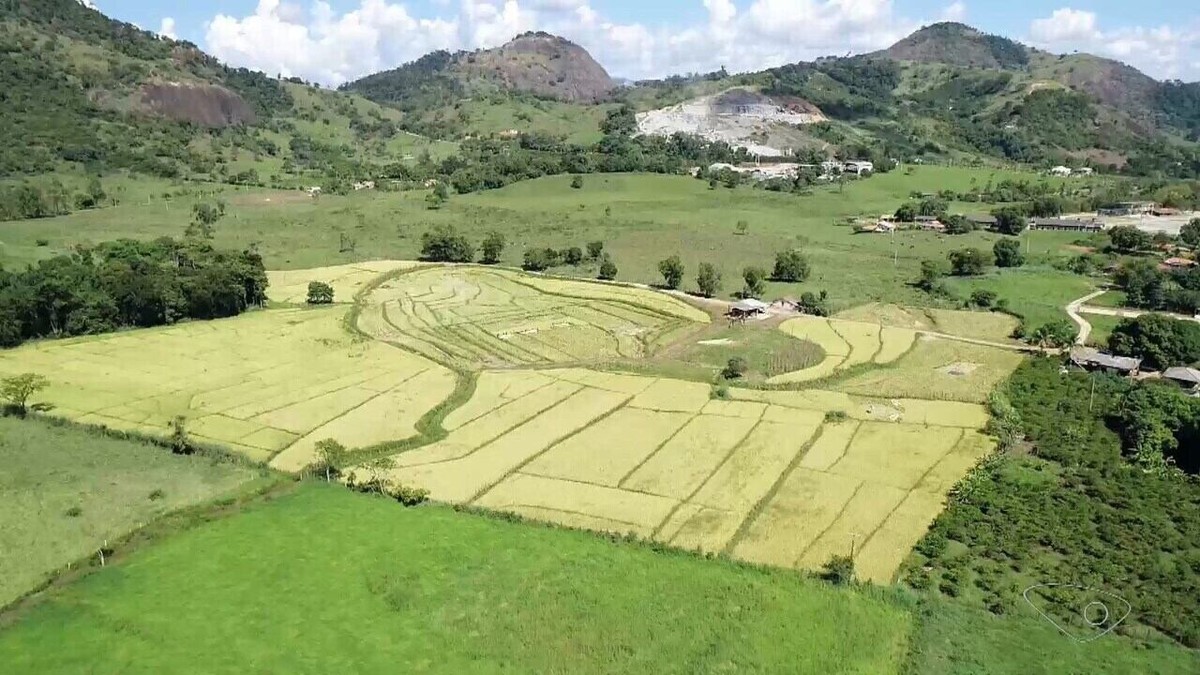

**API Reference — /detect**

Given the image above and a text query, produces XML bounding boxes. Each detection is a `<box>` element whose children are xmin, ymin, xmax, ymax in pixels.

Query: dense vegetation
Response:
<box><xmin>904</xmin><ymin>359</ymin><xmax>1200</xmax><ymax>647</ymax></box>
<box><xmin>0</xmin><ymin>237</ymin><xmax>268</xmax><ymax>347</ymax></box>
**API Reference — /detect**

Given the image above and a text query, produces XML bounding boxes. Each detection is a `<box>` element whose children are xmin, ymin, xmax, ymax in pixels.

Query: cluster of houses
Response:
<box><xmin>702</xmin><ymin>159</ymin><xmax>875</xmax><ymax>183</ymax></box>
<box><xmin>1070</xmin><ymin>349</ymin><xmax>1200</xmax><ymax>393</ymax></box>
<box><xmin>856</xmin><ymin>212</ymin><xmax>1107</xmax><ymax>235</ymax></box>
<box><xmin>1048</xmin><ymin>166</ymin><xmax>1095</xmax><ymax>177</ymax></box>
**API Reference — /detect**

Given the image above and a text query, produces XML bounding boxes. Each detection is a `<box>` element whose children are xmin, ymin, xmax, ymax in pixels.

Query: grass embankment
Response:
<box><xmin>2</xmin><ymin>483</ymin><xmax>1194</xmax><ymax>674</ymax></box>
<box><xmin>0</xmin><ymin>416</ymin><xmax>269</xmax><ymax>607</ymax></box>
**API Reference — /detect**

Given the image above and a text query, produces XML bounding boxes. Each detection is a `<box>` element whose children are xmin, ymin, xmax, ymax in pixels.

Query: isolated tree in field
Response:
<box><xmin>186</xmin><ymin>202</ymin><xmax>221</xmax><ymax>239</ymax></box>
<box><xmin>696</xmin><ymin>262</ymin><xmax>722</xmax><ymax>298</ymax></box>
<box><xmin>722</xmin><ymin>357</ymin><xmax>748</xmax><ymax>380</ymax></box>
<box><xmin>742</xmin><ymin>266</ymin><xmax>767</xmax><ymax>298</ymax></box>
<box><xmin>917</xmin><ymin>259</ymin><xmax>946</xmax><ymax>291</ymax></box>
<box><xmin>586</xmin><ymin>241</ymin><xmax>604</xmax><ymax>261</ymax></box>
<box><xmin>570</xmin><ymin>175</ymin><xmax>584</xmax><ymax>189</ymax></box>
<box><xmin>991</xmin><ymin>207</ymin><xmax>1027</xmax><ymax>235</ymax></box>
<box><xmin>949</xmin><ymin>248</ymin><xmax>987</xmax><ymax>276</ymax></box>
<box><xmin>480</xmin><ymin>231</ymin><xmax>505</xmax><ymax>264</ymax></box>
<box><xmin>1181</xmin><ymin>218</ymin><xmax>1200</xmax><ymax>248</ymax></box>
<box><xmin>562</xmin><ymin>246</ymin><xmax>584</xmax><ymax>266</ymax></box>
<box><xmin>798</xmin><ymin>290</ymin><xmax>830</xmax><ymax>316</ymax></box>
<box><xmin>425</xmin><ymin>182</ymin><xmax>449</xmax><ymax>210</ymax></box>
<box><xmin>312</xmin><ymin>438</ymin><xmax>347</xmax><ymax>482</ymax></box>
<box><xmin>658</xmin><ymin>255</ymin><xmax>684</xmax><ymax>289</ymax></box>
<box><xmin>735</xmin><ymin>220</ymin><xmax>749</xmax><ymax>236</ymax></box>
<box><xmin>420</xmin><ymin>224</ymin><xmax>474</xmax><ymax>262</ymax></box>
<box><xmin>1</xmin><ymin>373</ymin><xmax>48</xmax><ymax>416</ymax></box>
<box><xmin>993</xmin><ymin>239</ymin><xmax>1025</xmax><ymax>268</ymax></box>
<box><xmin>894</xmin><ymin>203</ymin><xmax>917</xmax><ymax>223</ymax></box>
<box><xmin>366</xmin><ymin>456</ymin><xmax>397</xmax><ymax>494</ymax></box>
<box><xmin>598</xmin><ymin>256</ymin><xmax>618</xmax><ymax>281</ymax></box>
<box><xmin>1030</xmin><ymin>320</ymin><xmax>1076</xmax><ymax>349</ymax></box>
<box><xmin>772</xmin><ymin>250</ymin><xmax>810</xmax><ymax>282</ymax></box>
<box><xmin>306</xmin><ymin>281</ymin><xmax>334</xmax><ymax>305</ymax></box>
<box><xmin>1108</xmin><ymin>225</ymin><xmax>1151</xmax><ymax>253</ymax></box>
<box><xmin>943</xmin><ymin>214</ymin><xmax>973</xmax><ymax>235</ymax></box>
<box><xmin>821</xmin><ymin>554</ymin><xmax>855</xmax><ymax>586</ymax></box>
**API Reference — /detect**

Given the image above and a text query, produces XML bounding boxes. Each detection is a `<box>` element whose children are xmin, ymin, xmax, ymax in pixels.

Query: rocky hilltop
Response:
<box><xmin>459</xmin><ymin>32</ymin><xmax>616</xmax><ymax>103</ymax></box>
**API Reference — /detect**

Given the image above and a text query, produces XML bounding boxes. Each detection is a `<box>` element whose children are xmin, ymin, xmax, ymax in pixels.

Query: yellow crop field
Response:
<box><xmin>0</xmin><ymin>307</ymin><xmax>447</xmax><ymax>464</ymax></box>
<box><xmin>358</xmin><ymin>266</ymin><xmax>709</xmax><ymax>369</ymax></box>
<box><xmin>8</xmin><ymin>259</ymin><xmax>1012</xmax><ymax>587</ymax></box>
<box><xmin>835</xmin><ymin>303</ymin><xmax>1019</xmax><ymax>344</ymax></box>
<box><xmin>834</xmin><ymin>336</ymin><xmax>1026</xmax><ymax>403</ymax></box>
<box><xmin>267</xmin><ymin>261</ymin><xmax>418</xmax><ymax>304</ymax></box>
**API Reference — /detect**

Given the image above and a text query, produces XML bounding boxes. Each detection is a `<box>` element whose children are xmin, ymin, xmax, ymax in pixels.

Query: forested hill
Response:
<box><xmin>0</xmin><ymin>0</ymin><xmax>453</xmax><ymax>189</ymax></box>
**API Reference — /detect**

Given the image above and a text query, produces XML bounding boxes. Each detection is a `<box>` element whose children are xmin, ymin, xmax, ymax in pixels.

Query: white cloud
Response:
<box><xmin>1028</xmin><ymin>8</ymin><xmax>1200</xmax><ymax>80</ymax></box>
<box><xmin>77</xmin><ymin>0</ymin><xmax>98</xmax><ymax>9</ymax></box>
<box><xmin>158</xmin><ymin>17</ymin><xmax>177</xmax><ymax>40</ymax></box>
<box><xmin>940</xmin><ymin>2</ymin><xmax>966</xmax><ymax>23</ymax></box>
<box><xmin>203</xmin><ymin>0</ymin><xmax>928</xmax><ymax>86</ymax></box>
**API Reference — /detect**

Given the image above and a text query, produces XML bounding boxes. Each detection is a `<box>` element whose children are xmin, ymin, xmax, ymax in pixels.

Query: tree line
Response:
<box><xmin>0</xmin><ymin>237</ymin><xmax>268</xmax><ymax>348</ymax></box>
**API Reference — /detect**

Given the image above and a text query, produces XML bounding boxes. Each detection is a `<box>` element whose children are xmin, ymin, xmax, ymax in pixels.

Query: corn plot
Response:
<box><xmin>377</xmin><ymin>368</ymin><xmax>993</xmax><ymax>583</ymax></box>
<box><xmin>358</xmin><ymin>267</ymin><xmax>709</xmax><ymax>369</ymax></box>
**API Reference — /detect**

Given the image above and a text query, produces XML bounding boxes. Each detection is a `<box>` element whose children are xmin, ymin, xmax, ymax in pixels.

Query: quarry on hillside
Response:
<box><xmin>636</xmin><ymin>88</ymin><xmax>826</xmax><ymax>156</ymax></box>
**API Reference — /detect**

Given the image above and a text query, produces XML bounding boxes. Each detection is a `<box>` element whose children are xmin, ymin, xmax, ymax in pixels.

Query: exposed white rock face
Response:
<box><xmin>636</xmin><ymin>88</ymin><xmax>826</xmax><ymax>156</ymax></box>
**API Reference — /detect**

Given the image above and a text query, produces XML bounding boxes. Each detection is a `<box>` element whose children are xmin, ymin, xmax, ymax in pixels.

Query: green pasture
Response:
<box><xmin>2</xmin><ymin>482</ymin><xmax>1194</xmax><ymax>674</ymax></box>
<box><xmin>0</xmin><ymin>417</ymin><xmax>266</xmax><ymax>608</ymax></box>
<box><xmin>0</xmin><ymin>166</ymin><xmax>1094</xmax><ymax>325</ymax></box>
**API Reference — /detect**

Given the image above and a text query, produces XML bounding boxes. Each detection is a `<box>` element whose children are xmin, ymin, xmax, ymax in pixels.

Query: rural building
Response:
<box><xmin>1152</xmin><ymin>206</ymin><xmax>1182</xmax><ymax>217</ymax></box>
<box><xmin>1030</xmin><ymin>218</ymin><xmax>1104</xmax><ymax>232</ymax></box>
<box><xmin>1070</xmin><ymin>349</ymin><xmax>1142</xmax><ymax>377</ymax></box>
<box><xmin>842</xmin><ymin>160</ymin><xmax>874</xmax><ymax>175</ymax></box>
<box><xmin>729</xmin><ymin>299</ymin><xmax>769</xmax><ymax>320</ymax></box>
<box><xmin>915</xmin><ymin>216</ymin><xmax>945</xmax><ymax>231</ymax></box>
<box><xmin>1098</xmin><ymin>202</ymin><xmax>1156</xmax><ymax>217</ymax></box>
<box><xmin>1076</xmin><ymin>167</ymin><xmax>1095</xmax><ymax>176</ymax></box>
<box><xmin>1049</xmin><ymin>166</ymin><xmax>1072</xmax><ymax>177</ymax></box>
<box><xmin>967</xmin><ymin>214</ymin><xmax>997</xmax><ymax>229</ymax></box>
<box><xmin>1163</xmin><ymin>367</ymin><xmax>1200</xmax><ymax>392</ymax></box>
<box><xmin>1161</xmin><ymin>257</ymin><xmax>1197</xmax><ymax>270</ymax></box>
<box><xmin>306</xmin><ymin>186</ymin><xmax>322</xmax><ymax>198</ymax></box>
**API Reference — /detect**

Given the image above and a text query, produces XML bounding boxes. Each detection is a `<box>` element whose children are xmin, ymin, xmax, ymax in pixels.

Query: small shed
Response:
<box><xmin>1163</xmin><ymin>367</ymin><xmax>1200</xmax><ymax>390</ymax></box>
<box><xmin>1070</xmin><ymin>349</ymin><xmax>1142</xmax><ymax>376</ymax></box>
<box><xmin>729</xmin><ymin>299</ymin><xmax>769</xmax><ymax>320</ymax></box>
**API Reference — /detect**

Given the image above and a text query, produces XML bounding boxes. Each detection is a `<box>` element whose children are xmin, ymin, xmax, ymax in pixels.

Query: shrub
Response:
<box><xmin>570</xmin><ymin>175</ymin><xmax>584</xmax><ymax>189</ymax></box>
<box><xmin>306</xmin><ymin>281</ymin><xmax>334</xmax><ymax>305</ymax></box>
<box><xmin>586</xmin><ymin>241</ymin><xmax>604</xmax><ymax>260</ymax></box>
<box><xmin>35</xmin><ymin>238</ymin><xmax>49</xmax><ymax>247</ymax></box>
<box><xmin>65</xmin><ymin>506</ymin><xmax>83</xmax><ymax>518</ymax></box>
<box><xmin>480</xmin><ymin>231</ymin><xmax>505</xmax><ymax>264</ymax></box>
<box><xmin>771</xmin><ymin>250</ymin><xmax>810</xmax><ymax>282</ymax></box>
<box><xmin>993</xmin><ymin>239</ymin><xmax>1025</xmax><ymax>268</ymax></box>
<box><xmin>721</xmin><ymin>357</ymin><xmax>749</xmax><ymax>380</ymax></box>
<box><xmin>696</xmin><ymin>263</ymin><xmax>722</xmax><ymax>298</ymax></box>
<box><xmin>168</xmin><ymin>416</ymin><xmax>193</xmax><ymax>455</ymax></box>
<box><xmin>949</xmin><ymin>248</ymin><xmax>987</xmax><ymax>276</ymax></box>
<box><xmin>741</xmin><ymin>266</ymin><xmax>767</xmax><ymax>298</ymax></box>
<box><xmin>148</xmin><ymin>489</ymin><xmax>166</xmax><ymax>501</ymax></box>
<box><xmin>420</xmin><ymin>224</ymin><xmax>474</xmax><ymax>262</ymax></box>
<box><xmin>658</xmin><ymin>255</ymin><xmax>684</xmax><ymax>289</ymax></box>
<box><xmin>598</xmin><ymin>256</ymin><xmax>618</xmax><ymax>281</ymax></box>
<box><xmin>894</xmin><ymin>203</ymin><xmax>917</xmax><ymax>222</ymax></box>
<box><xmin>1029</xmin><ymin>320</ymin><xmax>1077</xmax><ymax>349</ymax></box>
<box><xmin>798</xmin><ymin>290</ymin><xmax>830</xmax><ymax>316</ymax></box>
<box><xmin>1</xmin><ymin>372</ymin><xmax>49</xmax><ymax>417</ymax></box>
<box><xmin>970</xmin><ymin>289</ymin><xmax>998</xmax><ymax>308</ymax></box>
<box><xmin>821</xmin><ymin>554</ymin><xmax>855</xmax><ymax>585</ymax></box>
<box><xmin>824</xmin><ymin>410</ymin><xmax>849</xmax><ymax>423</ymax></box>
<box><xmin>562</xmin><ymin>246</ymin><xmax>584</xmax><ymax>266</ymax></box>
<box><xmin>522</xmin><ymin>248</ymin><xmax>561</xmax><ymax>272</ymax></box>
<box><xmin>386</xmin><ymin>482</ymin><xmax>430</xmax><ymax>506</ymax></box>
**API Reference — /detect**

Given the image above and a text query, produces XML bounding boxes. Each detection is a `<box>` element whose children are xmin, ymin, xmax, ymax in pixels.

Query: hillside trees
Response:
<box><xmin>597</xmin><ymin>256</ymin><xmax>618</xmax><ymax>281</ymax></box>
<box><xmin>657</xmin><ymin>256</ymin><xmax>684</xmax><ymax>289</ymax></box>
<box><xmin>949</xmin><ymin>248</ymin><xmax>987</xmax><ymax>276</ymax></box>
<box><xmin>420</xmin><ymin>224</ymin><xmax>474</xmax><ymax>262</ymax></box>
<box><xmin>0</xmin><ymin>238</ymin><xmax>267</xmax><ymax>348</ymax></box>
<box><xmin>480</xmin><ymin>231</ymin><xmax>505</xmax><ymax>264</ymax></box>
<box><xmin>992</xmin><ymin>239</ymin><xmax>1024</xmax><ymax>267</ymax></box>
<box><xmin>771</xmin><ymin>250</ymin><xmax>810</xmax><ymax>282</ymax></box>
<box><xmin>1181</xmin><ymin>218</ymin><xmax>1200</xmax><ymax>247</ymax></box>
<box><xmin>696</xmin><ymin>263</ymin><xmax>722</xmax><ymax>298</ymax></box>
<box><xmin>1108</xmin><ymin>225</ymin><xmax>1151</xmax><ymax>253</ymax></box>
<box><xmin>991</xmin><ymin>206</ymin><xmax>1027</xmax><ymax>235</ymax></box>
<box><xmin>1108</xmin><ymin>314</ymin><xmax>1200</xmax><ymax>370</ymax></box>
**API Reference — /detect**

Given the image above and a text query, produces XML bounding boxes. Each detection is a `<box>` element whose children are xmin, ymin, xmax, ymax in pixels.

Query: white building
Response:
<box><xmin>1049</xmin><ymin>166</ymin><xmax>1073</xmax><ymax>177</ymax></box>
<box><xmin>843</xmin><ymin>160</ymin><xmax>874</xmax><ymax>175</ymax></box>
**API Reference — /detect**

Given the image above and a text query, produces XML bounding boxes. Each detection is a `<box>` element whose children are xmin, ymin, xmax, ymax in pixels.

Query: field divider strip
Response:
<box><xmin>615</xmin><ymin>392</ymin><xmax>691</xmax><ymax>488</ymax></box>
<box><xmin>477</xmin><ymin>503</ymin><xmax>646</xmax><ymax>532</ymax></box>
<box><xmin>823</xmin><ymin>422</ymin><xmax>867</xmax><ymax>475</ymax></box>
<box><xmin>653</xmin><ymin>409</ymin><xmax>769</xmax><ymax>542</ymax></box>
<box><xmin>517</xmin><ymin>470</ymin><xmax>685</xmax><ymax>500</ymax></box>
<box><xmin>445</xmin><ymin>379</ymin><xmax>559</xmax><ymax>432</ymax></box>
<box><xmin>721</xmin><ymin>424</ymin><xmax>828</xmax><ymax>557</ymax></box>
<box><xmin>791</xmin><ymin>480</ymin><xmax>867</xmax><ymax>567</ymax></box>
<box><xmin>466</xmin><ymin>395</ymin><xmax>637</xmax><ymax>505</ymax></box>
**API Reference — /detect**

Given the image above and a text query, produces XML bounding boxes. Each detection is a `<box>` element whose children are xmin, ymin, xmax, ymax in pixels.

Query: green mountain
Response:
<box><xmin>0</xmin><ymin>0</ymin><xmax>454</xmax><ymax>188</ymax></box>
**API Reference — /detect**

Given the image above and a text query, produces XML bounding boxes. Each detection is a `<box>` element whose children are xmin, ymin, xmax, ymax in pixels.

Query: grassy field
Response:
<box><xmin>1</xmin><ymin>483</ymin><xmax>1194</xmax><ymax>674</ymax></box>
<box><xmin>0</xmin><ymin>417</ymin><xmax>264</xmax><ymax>608</ymax></box>
<box><xmin>833</xmin><ymin>336</ymin><xmax>1027</xmax><ymax>403</ymax></box>
<box><xmin>768</xmin><ymin>316</ymin><xmax>918</xmax><ymax>384</ymax></box>
<box><xmin>0</xmin><ymin>484</ymin><xmax>913</xmax><ymax>674</ymax></box>
<box><xmin>0</xmin><ymin>167</ymin><xmax>1094</xmax><ymax>326</ymax></box>
<box><xmin>1084</xmin><ymin>313</ymin><xmax>1123</xmax><ymax>346</ymax></box>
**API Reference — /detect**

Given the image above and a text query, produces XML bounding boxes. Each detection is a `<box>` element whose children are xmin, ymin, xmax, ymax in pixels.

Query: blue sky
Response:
<box><xmin>83</xmin><ymin>0</ymin><xmax>1200</xmax><ymax>84</ymax></box>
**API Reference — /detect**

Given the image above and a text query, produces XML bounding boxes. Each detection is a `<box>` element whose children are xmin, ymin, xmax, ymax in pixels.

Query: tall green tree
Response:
<box><xmin>696</xmin><ymin>263</ymin><xmax>722</xmax><ymax>298</ymax></box>
<box><xmin>771</xmin><ymin>250</ymin><xmax>810</xmax><ymax>282</ymax></box>
<box><xmin>742</xmin><ymin>266</ymin><xmax>767</xmax><ymax>298</ymax></box>
<box><xmin>993</xmin><ymin>239</ymin><xmax>1025</xmax><ymax>268</ymax></box>
<box><xmin>480</xmin><ymin>231</ymin><xmax>505</xmax><ymax>264</ymax></box>
<box><xmin>657</xmin><ymin>255</ymin><xmax>684</xmax><ymax>289</ymax></box>
<box><xmin>949</xmin><ymin>248</ymin><xmax>987</xmax><ymax>276</ymax></box>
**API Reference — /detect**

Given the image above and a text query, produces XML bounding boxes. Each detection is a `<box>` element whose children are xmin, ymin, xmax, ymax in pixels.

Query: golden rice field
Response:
<box><xmin>375</xmin><ymin>367</ymin><xmax>994</xmax><ymax>583</ymax></box>
<box><xmin>3</xmin><ymin>263</ymin><xmax>1018</xmax><ymax>583</ymax></box>
<box><xmin>0</xmin><ymin>307</ymin><xmax>455</xmax><ymax>467</ymax></box>
<box><xmin>767</xmin><ymin>316</ymin><xmax>918</xmax><ymax>384</ymax></box>
<box><xmin>357</xmin><ymin>266</ymin><xmax>710</xmax><ymax>369</ymax></box>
